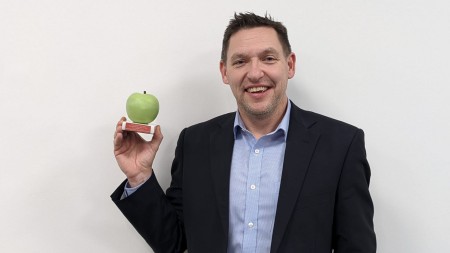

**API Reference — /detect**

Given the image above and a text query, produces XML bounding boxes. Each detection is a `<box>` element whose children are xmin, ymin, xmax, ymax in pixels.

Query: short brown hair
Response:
<box><xmin>221</xmin><ymin>12</ymin><xmax>292</xmax><ymax>63</ymax></box>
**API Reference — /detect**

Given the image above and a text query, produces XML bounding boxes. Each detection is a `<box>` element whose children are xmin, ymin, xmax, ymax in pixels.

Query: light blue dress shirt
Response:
<box><xmin>228</xmin><ymin>101</ymin><xmax>291</xmax><ymax>253</ymax></box>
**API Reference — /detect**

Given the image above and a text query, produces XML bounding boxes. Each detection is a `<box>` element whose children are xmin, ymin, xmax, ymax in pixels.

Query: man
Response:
<box><xmin>112</xmin><ymin>13</ymin><xmax>376</xmax><ymax>253</ymax></box>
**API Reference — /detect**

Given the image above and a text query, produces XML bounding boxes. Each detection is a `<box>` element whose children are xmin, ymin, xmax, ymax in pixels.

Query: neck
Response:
<box><xmin>239</xmin><ymin>99</ymin><xmax>288</xmax><ymax>140</ymax></box>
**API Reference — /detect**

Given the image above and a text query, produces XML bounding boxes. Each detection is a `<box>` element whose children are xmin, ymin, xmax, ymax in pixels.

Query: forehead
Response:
<box><xmin>227</xmin><ymin>27</ymin><xmax>283</xmax><ymax>57</ymax></box>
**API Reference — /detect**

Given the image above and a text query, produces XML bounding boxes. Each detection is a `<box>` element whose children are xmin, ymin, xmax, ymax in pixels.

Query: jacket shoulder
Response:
<box><xmin>292</xmin><ymin>104</ymin><xmax>363</xmax><ymax>137</ymax></box>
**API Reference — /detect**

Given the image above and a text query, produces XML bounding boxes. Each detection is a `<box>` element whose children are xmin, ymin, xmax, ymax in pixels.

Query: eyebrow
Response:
<box><xmin>229</xmin><ymin>47</ymin><xmax>281</xmax><ymax>62</ymax></box>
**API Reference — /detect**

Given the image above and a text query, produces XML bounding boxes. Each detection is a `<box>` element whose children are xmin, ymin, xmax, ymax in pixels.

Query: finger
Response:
<box><xmin>114</xmin><ymin>117</ymin><xmax>127</xmax><ymax>148</ymax></box>
<box><xmin>116</xmin><ymin>117</ymin><xmax>127</xmax><ymax>130</ymax></box>
<box><xmin>113</xmin><ymin>131</ymin><xmax>123</xmax><ymax>150</ymax></box>
<box><xmin>151</xmin><ymin>125</ymin><xmax>164</xmax><ymax>147</ymax></box>
<box><xmin>114</xmin><ymin>117</ymin><xmax>127</xmax><ymax>138</ymax></box>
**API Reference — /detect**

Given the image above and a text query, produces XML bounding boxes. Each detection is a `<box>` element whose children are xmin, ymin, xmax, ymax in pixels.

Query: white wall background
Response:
<box><xmin>1</xmin><ymin>0</ymin><xmax>449</xmax><ymax>252</ymax></box>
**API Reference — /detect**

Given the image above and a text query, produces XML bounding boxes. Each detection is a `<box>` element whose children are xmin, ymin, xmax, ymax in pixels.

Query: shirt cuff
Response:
<box><xmin>121</xmin><ymin>178</ymin><xmax>148</xmax><ymax>199</ymax></box>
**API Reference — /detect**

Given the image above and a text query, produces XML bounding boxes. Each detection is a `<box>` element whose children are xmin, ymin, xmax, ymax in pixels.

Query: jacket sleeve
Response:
<box><xmin>333</xmin><ymin>129</ymin><xmax>377</xmax><ymax>252</ymax></box>
<box><xmin>111</xmin><ymin>129</ymin><xmax>188</xmax><ymax>253</ymax></box>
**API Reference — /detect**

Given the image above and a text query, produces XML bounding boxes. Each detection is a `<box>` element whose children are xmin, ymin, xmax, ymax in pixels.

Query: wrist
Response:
<box><xmin>127</xmin><ymin>170</ymin><xmax>152</xmax><ymax>188</ymax></box>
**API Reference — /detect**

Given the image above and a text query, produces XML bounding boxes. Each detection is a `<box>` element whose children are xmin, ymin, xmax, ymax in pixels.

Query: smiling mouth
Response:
<box><xmin>246</xmin><ymin>87</ymin><xmax>268</xmax><ymax>93</ymax></box>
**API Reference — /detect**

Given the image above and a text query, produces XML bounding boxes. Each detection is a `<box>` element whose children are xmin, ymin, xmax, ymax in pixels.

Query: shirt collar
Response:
<box><xmin>233</xmin><ymin>100</ymin><xmax>291</xmax><ymax>141</ymax></box>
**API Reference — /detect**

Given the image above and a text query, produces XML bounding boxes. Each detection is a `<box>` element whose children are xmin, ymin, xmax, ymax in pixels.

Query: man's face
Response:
<box><xmin>220</xmin><ymin>27</ymin><xmax>296</xmax><ymax>120</ymax></box>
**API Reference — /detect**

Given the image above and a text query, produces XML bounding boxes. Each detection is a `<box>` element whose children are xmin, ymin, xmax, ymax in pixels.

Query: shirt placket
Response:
<box><xmin>242</xmin><ymin>135</ymin><xmax>263</xmax><ymax>253</ymax></box>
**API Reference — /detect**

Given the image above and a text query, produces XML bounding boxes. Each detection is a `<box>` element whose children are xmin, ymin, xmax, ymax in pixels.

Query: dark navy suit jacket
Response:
<box><xmin>111</xmin><ymin>102</ymin><xmax>376</xmax><ymax>253</ymax></box>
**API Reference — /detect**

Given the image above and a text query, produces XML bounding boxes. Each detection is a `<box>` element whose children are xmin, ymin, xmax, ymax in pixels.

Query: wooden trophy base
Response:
<box><xmin>122</xmin><ymin>122</ymin><xmax>155</xmax><ymax>134</ymax></box>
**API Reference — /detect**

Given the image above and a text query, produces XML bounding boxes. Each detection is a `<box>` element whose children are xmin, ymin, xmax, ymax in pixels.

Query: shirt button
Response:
<box><xmin>254</xmin><ymin>149</ymin><xmax>260</xmax><ymax>154</ymax></box>
<box><xmin>250</xmin><ymin>184</ymin><xmax>256</xmax><ymax>190</ymax></box>
<box><xmin>248</xmin><ymin>222</ymin><xmax>254</xmax><ymax>228</ymax></box>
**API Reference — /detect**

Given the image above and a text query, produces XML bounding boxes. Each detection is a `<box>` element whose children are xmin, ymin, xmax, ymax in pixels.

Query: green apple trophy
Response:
<box><xmin>122</xmin><ymin>91</ymin><xmax>159</xmax><ymax>134</ymax></box>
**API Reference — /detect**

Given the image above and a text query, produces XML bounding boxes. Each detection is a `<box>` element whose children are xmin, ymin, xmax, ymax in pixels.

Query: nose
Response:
<box><xmin>246</xmin><ymin>59</ymin><xmax>264</xmax><ymax>82</ymax></box>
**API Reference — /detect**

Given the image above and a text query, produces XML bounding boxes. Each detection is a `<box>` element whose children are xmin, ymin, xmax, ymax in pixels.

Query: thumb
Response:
<box><xmin>151</xmin><ymin>125</ymin><xmax>164</xmax><ymax>147</ymax></box>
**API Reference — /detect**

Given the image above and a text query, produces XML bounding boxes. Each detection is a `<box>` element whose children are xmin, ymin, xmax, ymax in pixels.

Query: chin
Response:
<box><xmin>244</xmin><ymin>106</ymin><xmax>274</xmax><ymax>118</ymax></box>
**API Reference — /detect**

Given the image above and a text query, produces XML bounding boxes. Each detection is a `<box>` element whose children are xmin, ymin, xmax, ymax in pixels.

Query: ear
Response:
<box><xmin>220</xmin><ymin>60</ymin><xmax>229</xmax><ymax>84</ymax></box>
<box><xmin>287</xmin><ymin>53</ymin><xmax>296</xmax><ymax>79</ymax></box>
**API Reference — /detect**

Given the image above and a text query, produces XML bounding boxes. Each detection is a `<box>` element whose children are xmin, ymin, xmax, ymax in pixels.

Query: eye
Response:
<box><xmin>263</xmin><ymin>55</ymin><xmax>278</xmax><ymax>63</ymax></box>
<box><xmin>232</xmin><ymin>59</ymin><xmax>245</xmax><ymax>67</ymax></box>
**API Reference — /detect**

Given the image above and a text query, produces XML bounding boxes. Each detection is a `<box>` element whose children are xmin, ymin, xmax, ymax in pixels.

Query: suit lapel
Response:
<box><xmin>209</xmin><ymin>114</ymin><xmax>235</xmax><ymax>242</ymax></box>
<box><xmin>270</xmin><ymin>105</ymin><xmax>320</xmax><ymax>253</ymax></box>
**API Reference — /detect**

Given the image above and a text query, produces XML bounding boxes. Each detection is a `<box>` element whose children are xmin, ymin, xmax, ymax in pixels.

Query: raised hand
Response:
<box><xmin>113</xmin><ymin>117</ymin><xmax>163</xmax><ymax>187</ymax></box>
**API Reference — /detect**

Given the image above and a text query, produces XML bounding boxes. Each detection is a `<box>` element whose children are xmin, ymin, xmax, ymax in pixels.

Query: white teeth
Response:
<box><xmin>247</xmin><ymin>87</ymin><xmax>268</xmax><ymax>93</ymax></box>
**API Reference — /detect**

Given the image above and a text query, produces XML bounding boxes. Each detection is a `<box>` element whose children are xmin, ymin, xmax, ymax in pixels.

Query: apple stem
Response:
<box><xmin>144</xmin><ymin>91</ymin><xmax>146</xmax><ymax>94</ymax></box>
